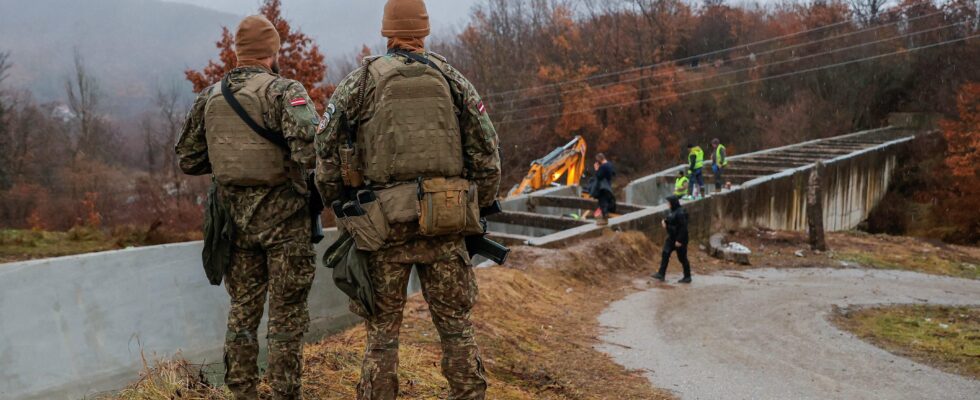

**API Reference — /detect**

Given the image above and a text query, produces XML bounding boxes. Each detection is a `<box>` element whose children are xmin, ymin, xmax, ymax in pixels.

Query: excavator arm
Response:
<box><xmin>509</xmin><ymin>136</ymin><xmax>588</xmax><ymax>198</ymax></box>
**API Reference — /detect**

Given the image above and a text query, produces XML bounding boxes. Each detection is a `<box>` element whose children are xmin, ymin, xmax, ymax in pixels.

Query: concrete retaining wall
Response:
<box><xmin>0</xmin><ymin>229</ymin><xmax>423</xmax><ymax>400</ymax></box>
<box><xmin>709</xmin><ymin>137</ymin><xmax>906</xmax><ymax>232</ymax></box>
<box><xmin>624</xmin><ymin>128</ymin><xmax>898</xmax><ymax>206</ymax></box>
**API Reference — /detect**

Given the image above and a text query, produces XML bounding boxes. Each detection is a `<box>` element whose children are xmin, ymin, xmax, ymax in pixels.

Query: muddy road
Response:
<box><xmin>598</xmin><ymin>268</ymin><xmax>980</xmax><ymax>400</ymax></box>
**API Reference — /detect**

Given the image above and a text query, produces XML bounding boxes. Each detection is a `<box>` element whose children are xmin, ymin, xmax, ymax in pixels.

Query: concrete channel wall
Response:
<box><xmin>623</xmin><ymin>127</ymin><xmax>899</xmax><ymax>206</ymax></box>
<box><xmin>709</xmin><ymin>136</ymin><xmax>907</xmax><ymax>232</ymax></box>
<box><xmin>542</xmin><ymin>129</ymin><xmax>917</xmax><ymax>248</ymax></box>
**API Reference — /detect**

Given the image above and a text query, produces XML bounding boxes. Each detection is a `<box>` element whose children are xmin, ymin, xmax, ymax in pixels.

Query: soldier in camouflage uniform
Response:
<box><xmin>176</xmin><ymin>15</ymin><xmax>319</xmax><ymax>400</ymax></box>
<box><xmin>314</xmin><ymin>1</ymin><xmax>501</xmax><ymax>399</ymax></box>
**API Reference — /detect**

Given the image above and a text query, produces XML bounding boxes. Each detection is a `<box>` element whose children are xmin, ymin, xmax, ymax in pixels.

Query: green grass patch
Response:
<box><xmin>834</xmin><ymin>305</ymin><xmax>980</xmax><ymax>379</ymax></box>
<box><xmin>834</xmin><ymin>250</ymin><xmax>980</xmax><ymax>280</ymax></box>
<box><xmin>0</xmin><ymin>228</ymin><xmax>119</xmax><ymax>263</ymax></box>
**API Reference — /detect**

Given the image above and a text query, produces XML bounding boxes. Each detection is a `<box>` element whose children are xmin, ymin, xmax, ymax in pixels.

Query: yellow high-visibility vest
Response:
<box><xmin>674</xmin><ymin>175</ymin><xmax>689</xmax><ymax>196</ymax></box>
<box><xmin>715</xmin><ymin>144</ymin><xmax>728</xmax><ymax>167</ymax></box>
<box><xmin>689</xmin><ymin>146</ymin><xmax>704</xmax><ymax>170</ymax></box>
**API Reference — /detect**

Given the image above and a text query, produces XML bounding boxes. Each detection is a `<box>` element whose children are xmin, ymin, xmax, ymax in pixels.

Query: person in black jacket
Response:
<box><xmin>652</xmin><ymin>195</ymin><xmax>692</xmax><ymax>283</ymax></box>
<box><xmin>591</xmin><ymin>153</ymin><xmax>617</xmax><ymax>225</ymax></box>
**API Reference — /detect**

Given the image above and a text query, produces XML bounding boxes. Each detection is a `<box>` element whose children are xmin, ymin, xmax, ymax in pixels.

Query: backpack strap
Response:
<box><xmin>220</xmin><ymin>75</ymin><xmax>289</xmax><ymax>152</ymax></box>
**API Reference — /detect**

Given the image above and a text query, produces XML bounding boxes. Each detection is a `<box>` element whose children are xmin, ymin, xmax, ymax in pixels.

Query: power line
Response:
<box><xmin>481</xmin><ymin>6</ymin><xmax>939</xmax><ymax>100</ymax></box>
<box><xmin>493</xmin><ymin>20</ymin><xmax>964</xmax><ymax>117</ymax></box>
<box><xmin>488</xmin><ymin>9</ymin><xmax>949</xmax><ymax>111</ymax></box>
<box><xmin>497</xmin><ymin>33</ymin><xmax>978</xmax><ymax>125</ymax></box>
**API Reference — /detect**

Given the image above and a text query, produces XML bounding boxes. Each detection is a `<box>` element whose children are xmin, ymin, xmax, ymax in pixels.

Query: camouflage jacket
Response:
<box><xmin>314</xmin><ymin>50</ymin><xmax>502</xmax><ymax>208</ymax></box>
<box><xmin>176</xmin><ymin>66</ymin><xmax>319</xmax><ymax>232</ymax></box>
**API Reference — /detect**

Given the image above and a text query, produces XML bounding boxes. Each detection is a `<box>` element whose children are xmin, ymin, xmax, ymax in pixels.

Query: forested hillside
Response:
<box><xmin>437</xmin><ymin>0</ymin><xmax>978</xmax><ymax>181</ymax></box>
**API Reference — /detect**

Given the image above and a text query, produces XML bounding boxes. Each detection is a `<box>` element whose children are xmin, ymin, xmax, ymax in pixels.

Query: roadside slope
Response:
<box><xmin>113</xmin><ymin>231</ymin><xmax>671</xmax><ymax>399</ymax></box>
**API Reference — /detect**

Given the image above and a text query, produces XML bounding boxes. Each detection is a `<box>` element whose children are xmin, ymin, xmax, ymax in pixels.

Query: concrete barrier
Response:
<box><xmin>0</xmin><ymin>229</ymin><xmax>422</xmax><ymax>400</ymax></box>
<box><xmin>0</xmin><ymin>185</ymin><xmax>573</xmax><ymax>399</ymax></box>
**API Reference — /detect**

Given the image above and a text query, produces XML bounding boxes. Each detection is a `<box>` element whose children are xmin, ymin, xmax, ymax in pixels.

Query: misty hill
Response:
<box><xmin>0</xmin><ymin>0</ymin><xmax>238</xmax><ymax>113</ymax></box>
<box><xmin>164</xmin><ymin>0</ymin><xmax>481</xmax><ymax>55</ymax></box>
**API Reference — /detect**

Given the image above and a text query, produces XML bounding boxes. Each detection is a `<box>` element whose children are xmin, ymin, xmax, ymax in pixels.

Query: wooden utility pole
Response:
<box><xmin>807</xmin><ymin>162</ymin><xmax>828</xmax><ymax>251</ymax></box>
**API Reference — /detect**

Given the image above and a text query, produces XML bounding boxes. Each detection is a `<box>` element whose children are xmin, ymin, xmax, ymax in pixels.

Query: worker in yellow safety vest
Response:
<box><xmin>711</xmin><ymin>138</ymin><xmax>728</xmax><ymax>192</ymax></box>
<box><xmin>674</xmin><ymin>169</ymin><xmax>690</xmax><ymax>198</ymax></box>
<box><xmin>687</xmin><ymin>143</ymin><xmax>705</xmax><ymax>199</ymax></box>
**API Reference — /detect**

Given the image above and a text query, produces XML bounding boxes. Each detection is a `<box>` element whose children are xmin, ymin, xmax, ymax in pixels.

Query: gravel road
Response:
<box><xmin>597</xmin><ymin>268</ymin><xmax>980</xmax><ymax>400</ymax></box>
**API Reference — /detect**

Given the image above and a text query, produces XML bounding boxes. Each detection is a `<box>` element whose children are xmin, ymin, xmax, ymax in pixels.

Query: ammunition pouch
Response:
<box><xmin>334</xmin><ymin>191</ymin><xmax>390</xmax><ymax>252</ymax></box>
<box><xmin>417</xmin><ymin>177</ymin><xmax>482</xmax><ymax>237</ymax></box>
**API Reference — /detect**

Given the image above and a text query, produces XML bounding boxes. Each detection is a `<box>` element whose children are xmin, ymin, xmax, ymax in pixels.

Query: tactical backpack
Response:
<box><xmin>357</xmin><ymin>53</ymin><xmax>464</xmax><ymax>184</ymax></box>
<box><xmin>204</xmin><ymin>73</ymin><xmax>291</xmax><ymax>186</ymax></box>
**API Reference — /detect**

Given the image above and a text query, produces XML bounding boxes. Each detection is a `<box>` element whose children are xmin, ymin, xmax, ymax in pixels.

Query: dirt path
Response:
<box><xmin>597</xmin><ymin>268</ymin><xmax>980</xmax><ymax>400</ymax></box>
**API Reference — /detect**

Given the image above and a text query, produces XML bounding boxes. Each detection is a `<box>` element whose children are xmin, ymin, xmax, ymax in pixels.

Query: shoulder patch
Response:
<box><xmin>289</xmin><ymin>98</ymin><xmax>307</xmax><ymax>107</ymax></box>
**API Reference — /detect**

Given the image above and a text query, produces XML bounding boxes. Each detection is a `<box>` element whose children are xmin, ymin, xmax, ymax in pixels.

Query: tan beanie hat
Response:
<box><xmin>235</xmin><ymin>15</ymin><xmax>281</xmax><ymax>65</ymax></box>
<box><xmin>381</xmin><ymin>0</ymin><xmax>430</xmax><ymax>38</ymax></box>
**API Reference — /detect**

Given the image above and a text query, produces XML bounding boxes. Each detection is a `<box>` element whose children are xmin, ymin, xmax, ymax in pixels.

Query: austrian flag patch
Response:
<box><xmin>477</xmin><ymin>101</ymin><xmax>486</xmax><ymax>114</ymax></box>
<box><xmin>289</xmin><ymin>98</ymin><xmax>307</xmax><ymax>107</ymax></box>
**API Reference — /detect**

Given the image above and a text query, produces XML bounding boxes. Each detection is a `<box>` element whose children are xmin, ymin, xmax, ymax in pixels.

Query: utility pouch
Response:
<box><xmin>340</xmin><ymin>191</ymin><xmax>390</xmax><ymax>251</ymax></box>
<box><xmin>376</xmin><ymin>183</ymin><xmax>419</xmax><ymax>224</ymax></box>
<box><xmin>417</xmin><ymin>177</ymin><xmax>473</xmax><ymax>237</ymax></box>
<box><xmin>339</xmin><ymin>145</ymin><xmax>365</xmax><ymax>188</ymax></box>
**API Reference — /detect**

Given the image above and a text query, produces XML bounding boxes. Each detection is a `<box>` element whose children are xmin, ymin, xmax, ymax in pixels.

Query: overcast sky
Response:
<box><xmin>164</xmin><ymin>0</ymin><xmax>482</xmax><ymax>55</ymax></box>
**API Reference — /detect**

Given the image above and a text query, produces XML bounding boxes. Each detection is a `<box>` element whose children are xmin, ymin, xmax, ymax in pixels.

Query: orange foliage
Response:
<box><xmin>931</xmin><ymin>82</ymin><xmax>980</xmax><ymax>243</ymax></box>
<box><xmin>941</xmin><ymin>82</ymin><xmax>980</xmax><ymax>178</ymax></box>
<box><xmin>184</xmin><ymin>0</ymin><xmax>333</xmax><ymax>111</ymax></box>
<box><xmin>80</xmin><ymin>192</ymin><xmax>102</xmax><ymax>228</ymax></box>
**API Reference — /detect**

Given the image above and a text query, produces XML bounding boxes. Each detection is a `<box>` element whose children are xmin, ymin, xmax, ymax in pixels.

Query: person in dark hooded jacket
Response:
<box><xmin>590</xmin><ymin>153</ymin><xmax>617</xmax><ymax>225</ymax></box>
<box><xmin>653</xmin><ymin>195</ymin><xmax>692</xmax><ymax>283</ymax></box>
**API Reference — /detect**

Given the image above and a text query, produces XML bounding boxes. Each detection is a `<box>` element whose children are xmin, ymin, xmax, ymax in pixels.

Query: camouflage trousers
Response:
<box><xmin>354</xmin><ymin>237</ymin><xmax>488</xmax><ymax>400</ymax></box>
<box><xmin>224</xmin><ymin>210</ymin><xmax>316</xmax><ymax>400</ymax></box>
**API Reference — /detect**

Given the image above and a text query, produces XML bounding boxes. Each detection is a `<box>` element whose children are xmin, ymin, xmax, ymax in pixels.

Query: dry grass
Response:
<box><xmin>108</xmin><ymin>231</ymin><xmax>671</xmax><ymax>399</ymax></box>
<box><xmin>833</xmin><ymin>305</ymin><xmax>980</xmax><ymax>379</ymax></box>
<box><xmin>698</xmin><ymin>229</ymin><xmax>980</xmax><ymax>280</ymax></box>
<box><xmin>0</xmin><ymin>227</ymin><xmax>202</xmax><ymax>264</ymax></box>
<box><xmin>829</xmin><ymin>232</ymin><xmax>980</xmax><ymax>280</ymax></box>
<box><xmin>0</xmin><ymin>228</ymin><xmax>117</xmax><ymax>263</ymax></box>
<box><xmin>110</xmin><ymin>355</ymin><xmax>229</xmax><ymax>400</ymax></box>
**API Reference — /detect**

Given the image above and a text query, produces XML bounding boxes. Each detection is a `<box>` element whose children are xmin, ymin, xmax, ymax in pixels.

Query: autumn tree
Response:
<box><xmin>185</xmin><ymin>0</ymin><xmax>333</xmax><ymax>111</ymax></box>
<box><xmin>942</xmin><ymin>82</ymin><xmax>980</xmax><ymax>179</ymax></box>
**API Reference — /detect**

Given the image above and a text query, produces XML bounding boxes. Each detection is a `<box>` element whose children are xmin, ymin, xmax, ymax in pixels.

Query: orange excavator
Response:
<box><xmin>508</xmin><ymin>136</ymin><xmax>588</xmax><ymax>198</ymax></box>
